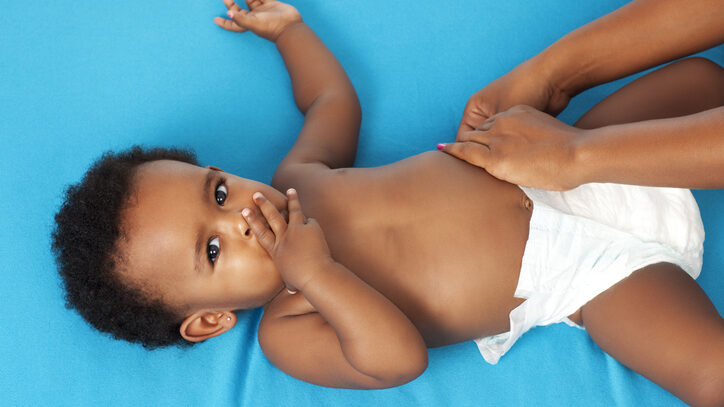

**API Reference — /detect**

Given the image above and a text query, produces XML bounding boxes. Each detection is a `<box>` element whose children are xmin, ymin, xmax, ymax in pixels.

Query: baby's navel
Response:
<box><xmin>522</xmin><ymin>196</ymin><xmax>533</xmax><ymax>211</ymax></box>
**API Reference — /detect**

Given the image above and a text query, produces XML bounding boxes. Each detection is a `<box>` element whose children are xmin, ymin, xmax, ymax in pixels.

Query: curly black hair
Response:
<box><xmin>52</xmin><ymin>145</ymin><xmax>199</xmax><ymax>350</ymax></box>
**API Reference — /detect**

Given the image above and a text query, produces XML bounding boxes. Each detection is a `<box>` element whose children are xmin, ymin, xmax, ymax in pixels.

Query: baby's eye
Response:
<box><xmin>215</xmin><ymin>184</ymin><xmax>228</xmax><ymax>206</ymax></box>
<box><xmin>207</xmin><ymin>237</ymin><xmax>220</xmax><ymax>264</ymax></box>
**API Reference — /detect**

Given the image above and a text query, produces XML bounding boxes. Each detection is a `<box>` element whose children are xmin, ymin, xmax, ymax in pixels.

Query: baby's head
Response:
<box><xmin>52</xmin><ymin>146</ymin><xmax>287</xmax><ymax>349</ymax></box>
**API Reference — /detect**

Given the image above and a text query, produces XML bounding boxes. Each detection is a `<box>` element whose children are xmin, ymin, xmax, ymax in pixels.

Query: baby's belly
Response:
<box><xmin>403</xmin><ymin>154</ymin><xmax>532</xmax><ymax>346</ymax></box>
<box><xmin>328</xmin><ymin>152</ymin><xmax>534</xmax><ymax>347</ymax></box>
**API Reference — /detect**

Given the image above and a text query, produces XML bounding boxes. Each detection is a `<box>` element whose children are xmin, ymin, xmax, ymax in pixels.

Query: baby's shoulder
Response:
<box><xmin>272</xmin><ymin>162</ymin><xmax>365</xmax><ymax>213</ymax></box>
<box><xmin>272</xmin><ymin>162</ymin><xmax>343</xmax><ymax>195</ymax></box>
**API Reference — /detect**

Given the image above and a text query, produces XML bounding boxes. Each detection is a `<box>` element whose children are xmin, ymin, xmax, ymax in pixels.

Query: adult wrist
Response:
<box><xmin>569</xmin><ymin>128</ymin><xmax>598</xmax><ymax>187</ymax></box>
<box><xmin>534</xmin><ymin>41</ymin><xmax>589</xmax><ymax>100</ymax></box>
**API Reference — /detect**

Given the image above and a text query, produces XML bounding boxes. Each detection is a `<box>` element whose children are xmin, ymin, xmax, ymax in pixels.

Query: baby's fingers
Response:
<box><xmin>245</xmin><ymin>0</ymin><xmax>266</xmax><ymax>11</ymax></box>
<box><xmin>253</xmin><ymin>192</ymin><xmax>288</xmax><ymax>235</ymax></box>
<box><xmin>221</xmin><ymin>0</ymin><xmax>243</xmax><ymax>12</ymax></box>
<box><xmin>213</xmin><ymin>16</ymin><xmax>248</xmax><ymax>33</ymax></box>
<box><xmin>242</xmin><ymin>208</ymin><xmax>276</xmax><ymax>253</ymax></box>
<box><xmin>286</xmin><ymin>189</ymin><xmax>307</xmax><ymax>225</ymax></box>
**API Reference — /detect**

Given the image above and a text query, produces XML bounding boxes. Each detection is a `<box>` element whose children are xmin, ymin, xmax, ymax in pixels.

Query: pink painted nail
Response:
<box><xmin>227</xmin><ymin>10</ymin><xmax>234</xmax><ymax>18</ymax></box>
<box><xmin>436</xmin><ymin>143</ymin><xmax>446</xmax><ymax>151</ymax></box>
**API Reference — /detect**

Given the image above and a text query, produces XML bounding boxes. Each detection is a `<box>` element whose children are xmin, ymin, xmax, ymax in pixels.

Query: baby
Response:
<box><xmin>51</xmin><ymin>1</ymin><xmax>724</xmax><ymax>405</ymax></box>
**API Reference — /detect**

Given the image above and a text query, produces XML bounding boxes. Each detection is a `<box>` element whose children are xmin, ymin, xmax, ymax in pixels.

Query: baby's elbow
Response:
<box><xmin>400</xmin><ymin>349</ymin><xmax>428</xmax><ymax>384</ymax></box>
<box><xmin>392</xmin><ymin>334</ymin><xmax>429</xmax><ymax>386</ymax></box>
<box><xmin>374</xmin><ymin>348</ymin><xmax>428</xmax><ymax>389</ymax></box>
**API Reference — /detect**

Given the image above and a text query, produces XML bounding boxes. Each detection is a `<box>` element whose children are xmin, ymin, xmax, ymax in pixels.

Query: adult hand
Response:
<box><xmin>443</xmin><ymin>105</ymin><xmax>585</xmax><ymax>191</ymax></box>
<box><xmin>457</xmin><ymin>59</ymin><xmax>572</xmax><ymax>139</ymax></box>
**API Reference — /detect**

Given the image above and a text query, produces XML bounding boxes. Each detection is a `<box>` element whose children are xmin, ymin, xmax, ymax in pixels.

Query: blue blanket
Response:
<box><xmin>1</xmin><ymin>0</ymin><xmax>721</xmax><ymax>405</ymax></box>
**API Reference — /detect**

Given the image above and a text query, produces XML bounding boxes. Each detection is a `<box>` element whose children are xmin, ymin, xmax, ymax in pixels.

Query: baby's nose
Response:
<box><xmin>236</xmin><ymin>212</ymin><xmax>252</xmax><ymax>238</ymax></box>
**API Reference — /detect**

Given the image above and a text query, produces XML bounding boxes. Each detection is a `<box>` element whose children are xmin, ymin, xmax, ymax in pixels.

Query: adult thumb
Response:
<box><xmin>437</xmin><ymin>141</ymin><xmax>491</xmax><ymax>169</ymax></box>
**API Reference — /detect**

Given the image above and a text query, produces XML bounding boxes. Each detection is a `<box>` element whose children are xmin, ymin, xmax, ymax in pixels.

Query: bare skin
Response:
<box><xmin>446</xmin><ymin>0</ymin><xmax>724</xmax><ymax>190</ymax></box>
<box><xmin>125</xmin><ymin>150</ymin><xmax>533</xmax><ymax>386</ymax></box>
<box><xmin>118</xmin><ymin>0</ymin><xmax>723</xmax><ymax>404</ymax></box>
<box><xmin>445</xmin><ymin>60</ymin><xmax>724</xmax><ymax>190</ymax></box>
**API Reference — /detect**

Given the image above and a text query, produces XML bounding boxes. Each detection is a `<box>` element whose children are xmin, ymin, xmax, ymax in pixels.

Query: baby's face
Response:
<box><xmin>121</xmin><ymin>160</ymin><xmax>287</xmax><ymax>315</ymax></box>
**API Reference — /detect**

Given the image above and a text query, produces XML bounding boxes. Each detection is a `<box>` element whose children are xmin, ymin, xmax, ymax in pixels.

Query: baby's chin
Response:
<box><xmin>246</xmin><ymin>284</ymin><xmax>286</xmax><ymax>309</ymax></box>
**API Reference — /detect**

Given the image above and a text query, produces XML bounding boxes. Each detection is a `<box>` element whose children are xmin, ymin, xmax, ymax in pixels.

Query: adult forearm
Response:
<box><xmin>575</xmin><ymin>107</ymin><xmax>724</xmax><ymax>188</ymax></box>
<box><xmin>275</xmin><ymin>22</ymin><xmax>358</xmax><ymax>114</ymax></box>
<box><xmin>536</xmin><ymin>0</ymin><xmax>724</xmax><ymax>97</ymax></box>
<box><xmin>300</xmin><ymin>259</ymin><xmax>427</xmax><ymax>379</ymax></box>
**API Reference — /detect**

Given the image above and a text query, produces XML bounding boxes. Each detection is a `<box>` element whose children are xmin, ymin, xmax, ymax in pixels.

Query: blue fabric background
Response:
<box><xmin>1</xmin><ymin>1</ymin><xmax>722</xmax><ymax>406</ymax></box>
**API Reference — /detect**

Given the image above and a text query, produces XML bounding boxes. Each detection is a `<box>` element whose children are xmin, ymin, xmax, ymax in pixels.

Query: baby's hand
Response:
<box><xmin>213</xmin><ymin>0</ymin><xmax>302</xmax><ymax>42</ymax></box>
<box><xmin>243</xmin><ymin>189</ymin><xmax>332</xmax><ymax>293</ymax></box>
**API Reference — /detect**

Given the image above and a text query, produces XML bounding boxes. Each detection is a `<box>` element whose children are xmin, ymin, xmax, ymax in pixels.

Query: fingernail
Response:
<box><xmin>287</xmin><ymin>188</ymin><xmax>296</xmax><ymax>195</ymax></box>
<box><xmin>242</xmin><ymin>208</ymin><xmax>250</xmax><ymax>217</ymax></box>
<box><xmin>436</xmin><ymin>143</ymin><xmax>446</xmax><ymax>151</ymax></box>
<box><xmin>227</xmin><ymin>10</ymin><xmax>234</xmax><ymax>18</ymax></box>
<box><xmin>287</xmin><ymin>288</ymin><xmax>298</xmax><ymax>295</ymax></box>
<box><xmin>253</xmin><ymin>192</ymin><xmax>263</xmax><ymax>200</ymax></box>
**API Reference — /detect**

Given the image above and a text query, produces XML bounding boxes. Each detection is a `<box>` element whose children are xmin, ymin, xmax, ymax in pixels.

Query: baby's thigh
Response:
<box><xmin>574</xmin><ymin>57</ymin><xmax>724</xmax><ymax>129</ymax></box>
<box><xmin>581</xmin><ymin>262</ymin><xmax>724</xmax><ymax>407</ymax></box>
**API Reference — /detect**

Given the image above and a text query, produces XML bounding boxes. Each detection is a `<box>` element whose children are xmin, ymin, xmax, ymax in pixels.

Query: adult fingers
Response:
<box><xmin>457</xmin><ymin>102</ymin><xmax>485</xmax><ymax>138</ymax></box>
<box><xmin>458</xmin><ymin>111</ymin><xmax>491</xmax><ymax>140</ymax></box>
<box><xmin>242</xmin><ymin>207</ymin><xmax>276</xmax><ymax>253</ymax></box>
<box><xmin>474</xmin><ymin>121</ymin><xmax>494</xmax><ymax>132</ymax></box>
<box><xmin>457</xmin><ymin>95</ymin><xmax>498</xmax><ymax>138</ymax></box>
<box><xmin>439</xmin><ymin>141</ymin><xmax>493</xmax><ymax>169</ymax></box>
<box><xmin>286</xmin><ymin>188</ymin><xmax>307</xmax><ymax>225</ymax></box>
<box><xmin>457</xmin><ymin>121</ymin><xmax>476</xmax><ymax>139</ymax></box>
<box><xmin>456</xmin><ymin>130</ymin><xmax>493</xmax><ymax>145</ymax></box>
<box><xmin>474</xmin><ymin>111</ymin><xmax>504</xmax><ymax>131</ymax></box>
<box><xmin>252</xmin><ymin>192</ymin><xmax>288</xmax><ymax>236</ymax></box>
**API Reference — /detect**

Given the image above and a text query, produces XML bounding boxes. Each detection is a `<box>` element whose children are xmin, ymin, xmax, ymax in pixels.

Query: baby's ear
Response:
<box><xmin>179</xmin><ymin>311</ymin><xmax>237</xmax><ymax>342</ymax></box>
<box><xmin>206</xmin><ymin>165</ymin><xmax>225</xmax><ymax>172</ymax></box>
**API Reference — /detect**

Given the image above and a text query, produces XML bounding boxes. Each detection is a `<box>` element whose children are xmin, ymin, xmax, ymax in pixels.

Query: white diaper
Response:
<box><xmin>474</xmin><ymin>183</ymin><xmax>705</xmax><ymax>365</ymax></box>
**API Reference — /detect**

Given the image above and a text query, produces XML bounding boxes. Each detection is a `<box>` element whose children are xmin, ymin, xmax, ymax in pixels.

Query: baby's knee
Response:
<box><xmin>680</xmin><ymin>339</ymin><xmax>724</xmax><ymax>407</ymax></box>
<box><xmin>669</xmin><ymin>57</ymin><xmax>721</xmax><ymax>75</ymax></box>
<box><xmin>670</xmin><ymin>57</ymin><xmax>724</xmax><ymax>103</ymax></box>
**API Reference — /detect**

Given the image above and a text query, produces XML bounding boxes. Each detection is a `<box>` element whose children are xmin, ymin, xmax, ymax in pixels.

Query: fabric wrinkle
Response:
<box><xmin>474</xmin><ymin>183</ymin><xmax>704</xmax><ymax>365</ymax></box>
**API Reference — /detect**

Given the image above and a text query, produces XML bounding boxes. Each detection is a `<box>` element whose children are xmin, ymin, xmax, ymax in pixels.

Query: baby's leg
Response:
<box><xmin>574</xmin><ymin>57</ymin><xmax>724</xmax><ymax>129</ymax></box>
<box><xmin>571</xmin><ymin>58</ymin><xmax>724</xmax><ymax>405</ymax></box>
<box><xmin>581</xmin><ymin>263</ymin><xmax>724</xmax><ymax>407</ymax></box>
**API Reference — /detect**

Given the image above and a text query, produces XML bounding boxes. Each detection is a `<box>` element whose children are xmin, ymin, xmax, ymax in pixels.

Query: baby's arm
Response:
<box><xmin>273</xmin><ymin>21</ymin><xmax>361</xmax><ymax>168</ymax></box>
<box><xmin>245</xmin><ymin>190</ymin><xmax>428</xmax><ymax>389</ymax></box>
<box><xmin>217</xmin><ymin>0</ymin><xmax>361</xmax><ymax>189</ymax></box>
